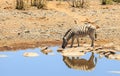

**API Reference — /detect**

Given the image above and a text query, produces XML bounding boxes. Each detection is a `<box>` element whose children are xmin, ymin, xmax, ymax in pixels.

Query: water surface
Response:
<box><xmin>0</xmin><ymin>47</ymin><xmax>120</xmax><ymax>76</ymax></box>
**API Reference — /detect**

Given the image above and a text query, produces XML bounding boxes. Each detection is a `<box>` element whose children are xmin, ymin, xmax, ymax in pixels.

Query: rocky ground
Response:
<box><xmin>0</xmin><ymin>0</ymin><xmax>120</xmax><ymax>51</ymax></box>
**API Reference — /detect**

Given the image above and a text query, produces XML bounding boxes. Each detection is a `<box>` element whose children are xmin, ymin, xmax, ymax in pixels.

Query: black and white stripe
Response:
<box><xmin>62</xmin><ymin>23</ymin><xmax>97</xmax><ymax>49</ymax></box>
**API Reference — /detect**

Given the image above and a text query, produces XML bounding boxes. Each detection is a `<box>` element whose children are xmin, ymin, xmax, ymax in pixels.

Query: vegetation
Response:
<box><xmin>15</xmin><ymin>0</ymin><xmax>120</xmax><ymax>10</ymax></box>
<box><xmin>16</xmin><ymin>0</ymin><xmax>47</xmax><ymax>10</ymax></box>
<box><xmin>37</xmin><ymin>0</ymin><xmax>47</xmax><ymax>9</ymax></box>
<box><xmin>31</xmin><ymin>0</ymin><xmax>38</xmax><ymax>6</ymax></box>
<box><xmin>67</xmin><ymin>0</ymin><xmax>89</xmax><ymax>8</ymax></box>
<box><xmin>113</xmin><ymin>0</ymin><xmax>120</xmax><ymax>3</ymax></box>
<box><xmin>101</xmin><ymin>0</ymin><xmax>113</xmax><ymax>5</ymax></box>
<box><xmin>16</xmin><ymin>0</ymin><xmax>24</xmax><ymax>10</ymax></box>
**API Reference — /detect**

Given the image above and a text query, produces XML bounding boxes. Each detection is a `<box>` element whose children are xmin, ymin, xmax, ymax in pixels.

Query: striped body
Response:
<box><xmin>62</xmin><ymin>24</ymin><xmax>97</xmax><ymax>49</ymax></box>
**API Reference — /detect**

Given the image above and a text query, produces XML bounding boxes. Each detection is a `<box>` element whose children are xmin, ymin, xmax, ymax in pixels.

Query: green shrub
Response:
<box><xmin>113</xmin><ymin>0</ymin><xmax>120</xmax><ymax>3</ymax></box>
<box><xmin>101</xmin><ymin>0</ymin><xmax>113</xmax><ymax>5</ymax></box>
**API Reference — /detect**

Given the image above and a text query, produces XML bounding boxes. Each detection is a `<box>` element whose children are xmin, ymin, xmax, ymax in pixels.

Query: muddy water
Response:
<box><xmin>0</xmin><ymin>47</ymin><xmax>120</xmax><ymax>76</ymax></box>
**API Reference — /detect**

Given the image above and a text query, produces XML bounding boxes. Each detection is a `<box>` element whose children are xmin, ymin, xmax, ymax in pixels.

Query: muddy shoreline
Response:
<box><xmin>0</xmin><ymin>40</ymin><xmax>62</xmax><ymax>51</ymax></box>
<box><xmin>0</xmin><ymin>39</ymin><xmax>115</xmax><ymax>51</ymax></box>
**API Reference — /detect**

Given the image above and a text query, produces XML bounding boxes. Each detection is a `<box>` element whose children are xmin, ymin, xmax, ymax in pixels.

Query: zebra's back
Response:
<box><xmin>71</xmin><ymin>24</ymin><xmax>96</xmax><ymax>37</ymax></box>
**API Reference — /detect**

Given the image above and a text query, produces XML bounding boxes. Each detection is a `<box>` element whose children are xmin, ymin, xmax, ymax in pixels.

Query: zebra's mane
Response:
<box><xmin>64</xmin><ymin>29</ymin><xmax>71</xmax><ymax>38</ymax></box>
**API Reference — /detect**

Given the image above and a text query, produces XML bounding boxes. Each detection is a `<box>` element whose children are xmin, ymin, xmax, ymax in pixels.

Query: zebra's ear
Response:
<box><xmin>96</xmin><ymin>25</ymin><xmax>100</xmax><ymax>29</ymax></box>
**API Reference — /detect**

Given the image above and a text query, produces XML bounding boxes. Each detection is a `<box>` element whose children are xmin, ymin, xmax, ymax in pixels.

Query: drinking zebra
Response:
<box><xmin>62</xmin><ymin>23</ymin><xmax>97</xmax><ymax>49</ymax></box>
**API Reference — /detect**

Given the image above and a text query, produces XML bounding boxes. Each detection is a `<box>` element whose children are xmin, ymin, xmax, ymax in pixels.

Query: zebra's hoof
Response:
<box><xmin>91</xmin><ymin>45</ymin><xmax>94</xmax><ymax>47</ymax></box>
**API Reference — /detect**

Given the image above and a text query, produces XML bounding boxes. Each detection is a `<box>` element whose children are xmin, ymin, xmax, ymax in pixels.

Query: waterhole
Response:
<box><xmin>0</xmin><ymin>46</ymin><xmax>120</xmax><ymax>76</ymax></box>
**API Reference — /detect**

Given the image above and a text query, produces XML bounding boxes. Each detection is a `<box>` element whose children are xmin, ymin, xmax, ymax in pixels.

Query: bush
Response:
<box><xmin>16</xmin><ymin>0</ymin><xmax>47</xmax><ymax>10</ymax></box>
<box><xmin>113</xmin><ymin>0</ymin><xmax>120</xmax><ymax>3</ymax></box>
<box><xmin>37</xmin><ymin>0</ymin><xmax>47</xmax><ymax>9</ymax></box>
<box><xmin>67</xmin><ymin>0</ymin><xmax>89</xmax><ymax>8</ymax></box>
<box><xmin>101</xmin><ymin>0</ymin><xmax>113</xmax><ymax>5</ymax></box>
<box><xmin>31</xmin><ymin>0</ymin><xmax>38</xmax><ymax>6</ymax></box>
<box><xmin>16</xmin><ymin>0</ymin><xmax>24</xmax><ymax>10</ymax></box>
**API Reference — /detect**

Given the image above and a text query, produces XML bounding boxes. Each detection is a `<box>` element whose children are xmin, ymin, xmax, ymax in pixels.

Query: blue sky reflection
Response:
<box><xmin>0</xmin><ymin>47</ymin><xmax>120</xmax><ymax>76</ymax></box>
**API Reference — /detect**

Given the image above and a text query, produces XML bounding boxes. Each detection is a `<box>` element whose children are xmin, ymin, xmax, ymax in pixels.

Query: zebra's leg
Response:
<box><xmin>91</xmin><ymin>40</ymin><xmax>94</xmax><ymax>47</ymax></box>
<box><xmin>77</xmin><ymin>36</ymin><xmax>80</xmax><ymax>47</ymax></box>
<box><xmin>95</xmin><ymin>32</ymin><xmax>97</xmax><ymax>41</ymax></box>
<box><xmin>89</xmin><ymin>34</ymin><xmax>95</xmax><ymax>47</ymax></box>
<box><xmin>71</xmin><ymin>36</ymin><xmax>75</xmax><ymax>48</ymax></box>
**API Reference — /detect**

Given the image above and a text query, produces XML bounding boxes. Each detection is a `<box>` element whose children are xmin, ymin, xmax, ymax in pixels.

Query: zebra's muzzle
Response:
<box><xmin>62</xmin><ymin>46</ymin><xmax>65</xmax><ymax>49</ymax></box>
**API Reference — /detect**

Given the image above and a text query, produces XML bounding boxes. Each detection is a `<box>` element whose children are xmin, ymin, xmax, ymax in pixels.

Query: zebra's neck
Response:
<box><xmin>64</xmin><ymin>29</ymin><xmax>73</xmax><ymax>41</ymax></box>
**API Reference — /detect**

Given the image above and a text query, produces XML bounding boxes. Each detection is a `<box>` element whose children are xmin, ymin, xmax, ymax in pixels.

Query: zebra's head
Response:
<box><xmin>62</xmin><ymin>37</ymin><xmax>68</xmax><ymax>49</ymax></box>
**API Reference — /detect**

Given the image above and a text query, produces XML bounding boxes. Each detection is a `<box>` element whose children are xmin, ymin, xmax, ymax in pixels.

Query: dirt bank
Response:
<box><xmin>0</xmin><ymin>0</ymin><xmax>120</xmax><ymax>51</ymax></box>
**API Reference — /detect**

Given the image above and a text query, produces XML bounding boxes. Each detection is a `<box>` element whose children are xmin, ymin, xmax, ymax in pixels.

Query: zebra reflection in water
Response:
<box><xmin>62</xmin><ymin>23</ymin><xmax>97</xmax><ymax>49</ymax></box>
<box><xmin>63</xmin><ymin>52</ymin><xmax>97</xmax><ymax>71</ymax></box>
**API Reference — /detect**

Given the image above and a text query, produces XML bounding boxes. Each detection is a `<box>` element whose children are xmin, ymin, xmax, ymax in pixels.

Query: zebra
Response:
<box><xmin>62</xmin><ymin>23</ymin><xmax>97</xmax><ymax>49</ymax></box>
